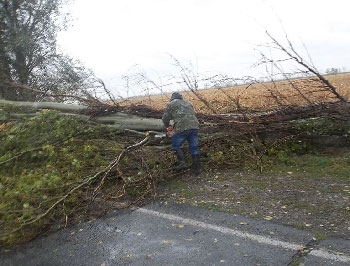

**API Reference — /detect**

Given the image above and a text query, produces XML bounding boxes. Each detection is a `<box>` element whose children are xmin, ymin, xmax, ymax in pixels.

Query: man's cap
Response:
<box><xmin>170</xmin><ymin>92</ymin><xmax>183</xmax><ymax>101</ymax></box>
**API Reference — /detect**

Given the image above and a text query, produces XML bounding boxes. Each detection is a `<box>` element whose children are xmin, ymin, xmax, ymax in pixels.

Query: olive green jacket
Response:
<box><xmin>162</xmin><ymin>99</ymin><xmax>199</xmax><ymax>133</ymax></box>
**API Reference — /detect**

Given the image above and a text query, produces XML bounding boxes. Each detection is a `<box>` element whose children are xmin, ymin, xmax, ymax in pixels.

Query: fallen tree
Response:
<box><xmin>0</xmin><ymin>99</ymin><xmax>164</xmax><ymax>131</ymax></box>
<box><xmin>1</xmin><ymin>93</ymin><xmax>350</xmax><ymax>248</ymax></box>
<box><xmin>0</xmin><ymin>110</ymin><xmax>172</xmax><ymax>247</ymax></box>
<box><xmin>1</xmin><ymin>33</ymin><xmax>350</xmax><ymax>248</ymax></box>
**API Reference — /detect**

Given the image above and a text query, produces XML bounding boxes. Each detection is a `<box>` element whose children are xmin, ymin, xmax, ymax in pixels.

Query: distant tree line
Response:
<box><xmin>325</xmin><ymin>67</ymin><xmax>348</xmax><ymax>75</ymax></box>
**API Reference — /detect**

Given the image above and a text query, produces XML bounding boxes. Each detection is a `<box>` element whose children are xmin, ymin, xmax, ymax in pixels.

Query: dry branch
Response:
<box><xmin>265</xmin><ymin>31</ymin><xmax>346</xmax><ymax>102</ymax></box>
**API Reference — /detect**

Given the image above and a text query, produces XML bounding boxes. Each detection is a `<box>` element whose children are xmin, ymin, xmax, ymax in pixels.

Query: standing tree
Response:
<box><xmin>0</xmin><ymin>0</ymin><xmax>68</xmax><ymax>100</ymax></box>
<box><xmin>0</xmin><ymin>0</ymin><xmax>109</xmax><ymax>104</ymax></box>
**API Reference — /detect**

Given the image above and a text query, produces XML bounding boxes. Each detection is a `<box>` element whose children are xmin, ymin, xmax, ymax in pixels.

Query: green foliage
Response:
<box><xmin>267</xmin><ymin>139</ymin><xmax>314</xmax><ymax>167</ymax></box>
<box><xmin>204</xmin><ymin>134</ymin><xmax>268</xmax><ymax>172</ymax></box>
<box><xmin>267</xmin><ymin>152</ymin><xmax>350</xmax><ymax>179</ymax></box>
<box><xmin>203</xmin><ymin>119</ymin><xmax>350</xmax><ymax>175</ymax></box>
<box><xmin>0</xmin><ymin>111</ymin><xmax>124</xmax><ymax>246</ymax></box>
<box><xmin>0</xmin><ymin>0</ymin><xmax>69</xmax><ymax>99</ymax></box>
<box><xmin>292</xmin><ymin>117</ymin><xmax>350</xmax><ymax>136</ymax></box>
<box><xmin>2</xmin><ymin>111</ymin><xmax>349</xmax><ymax>247</ymax></box>
<box><xmin>0</xmin><ymin>110</ymin><xmax>177</xmax><ymax>247</ymax></box>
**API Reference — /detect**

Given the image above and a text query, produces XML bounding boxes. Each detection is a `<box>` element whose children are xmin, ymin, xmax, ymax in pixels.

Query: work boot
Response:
<box><xmin>174</xmin><ymin>149</ymin><xmax>187</xmax><ymax>171</ymax></box>
<box><xmin>192</xmin><ymin>154</ymin><xmax>200</xmax><ymax>176</ymax></box>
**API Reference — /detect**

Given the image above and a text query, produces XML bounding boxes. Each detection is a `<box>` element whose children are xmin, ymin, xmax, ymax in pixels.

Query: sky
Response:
<box><xmin>57</xmin><ymin>0</ymin><xmax>350</xmax><ymax>97</ymax></box>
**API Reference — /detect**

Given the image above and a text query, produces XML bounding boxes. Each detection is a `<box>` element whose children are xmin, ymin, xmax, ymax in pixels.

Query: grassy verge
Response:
<box><xmin>157</xmin><ymin>151</ymin><xmax>350</xmax><ymax>240</ymax></box>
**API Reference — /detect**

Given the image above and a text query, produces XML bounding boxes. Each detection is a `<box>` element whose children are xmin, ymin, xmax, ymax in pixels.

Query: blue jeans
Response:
<box><xmin>172</xmin><ymin>129</ymin><xmax>199</xmax><ymax>155</ymax></box>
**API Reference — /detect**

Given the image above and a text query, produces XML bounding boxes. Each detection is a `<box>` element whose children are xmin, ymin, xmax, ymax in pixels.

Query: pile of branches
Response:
<box><xmin>197</xmin><ymin>101</ymin><xmax>350</xmax><ymax>133</ymax></box>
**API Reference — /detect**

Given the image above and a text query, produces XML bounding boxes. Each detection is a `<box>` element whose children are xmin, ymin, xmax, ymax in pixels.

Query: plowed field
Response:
<box><xmin>120</xmin><ymin>73</ymin><xmax>350</xmax><ymax>114</ymax></box>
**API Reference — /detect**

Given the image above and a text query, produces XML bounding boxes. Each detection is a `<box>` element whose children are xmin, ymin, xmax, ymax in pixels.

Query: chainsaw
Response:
<box><xmin>146</xmin><ymin>126</ymin><xmax>174</xmax><ymax>138</ymax></box>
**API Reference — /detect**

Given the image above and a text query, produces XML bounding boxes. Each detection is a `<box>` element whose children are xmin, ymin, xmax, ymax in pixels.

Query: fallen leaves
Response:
<box><xmin>172</xmin><ymin>223</ymin><xmax>185</xmax><ymax>228</ymax></box>
<box><xmin>159</xmin><ymin>167</ymin><xmax>350</xmax><ymax>239</ymax></box>
<box><xmin>264</xmin><ymin>216</ymin><xmax>273</xmax><ymax>221</ymax></box>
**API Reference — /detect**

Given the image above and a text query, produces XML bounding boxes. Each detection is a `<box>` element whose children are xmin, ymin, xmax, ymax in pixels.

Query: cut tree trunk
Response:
<box><xmin>0</xmin><ymin>99</ymin><xmax>164</xmax><ymax>131</ymax></box>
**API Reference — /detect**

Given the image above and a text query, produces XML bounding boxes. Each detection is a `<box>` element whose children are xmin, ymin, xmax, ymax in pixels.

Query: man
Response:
<box><xmin>162</xmin><ymin>92</ymin><xmax>200</xmax><ymax>175</ymax></box>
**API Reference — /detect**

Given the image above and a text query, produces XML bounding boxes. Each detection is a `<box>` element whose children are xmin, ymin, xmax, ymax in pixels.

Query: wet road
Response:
<box><xmin>1</xmin><ymin>202</ymin><xmax>349</xmax><ymax>266</ymax></box>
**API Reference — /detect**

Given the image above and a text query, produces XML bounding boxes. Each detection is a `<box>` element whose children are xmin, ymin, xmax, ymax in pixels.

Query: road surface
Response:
<box><xmin>1</xmin><ymin>202</ymin><xmax>349</xmax><ymax>266</ymax></box>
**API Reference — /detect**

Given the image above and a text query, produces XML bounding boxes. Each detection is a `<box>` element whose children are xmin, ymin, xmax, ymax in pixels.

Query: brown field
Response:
<box><xmin>119</xmin><ymin>73</ymin><xmax>350</xmax><ymax>114</ymax></box>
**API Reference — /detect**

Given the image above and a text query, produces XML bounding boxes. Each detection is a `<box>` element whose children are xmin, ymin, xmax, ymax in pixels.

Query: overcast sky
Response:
<box><xmin>58</xmin><ymin>0</ymin><xmax>350</xmax><ymax>97</ymax></box>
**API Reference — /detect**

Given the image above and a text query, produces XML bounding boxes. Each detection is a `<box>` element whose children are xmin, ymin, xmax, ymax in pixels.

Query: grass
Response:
<box><xmin>158</xmin><ymin>150</ymin><xmax>350</xmax><ymax>239</ymax></box>
<box><xmin>267</xmin><ymin>152</ymin><xmax>350</xmax><ymax>180</ymax></box>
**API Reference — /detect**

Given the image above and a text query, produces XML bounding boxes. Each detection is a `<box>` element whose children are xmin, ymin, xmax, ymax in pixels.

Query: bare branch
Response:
<box><xmin>265</xmin><ymin>31</ymin><xmax>346</xmax><ymax>102</ymax></box>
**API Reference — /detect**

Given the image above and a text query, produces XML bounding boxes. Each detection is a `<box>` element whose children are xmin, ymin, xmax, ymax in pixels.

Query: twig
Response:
<box><xmin>93</xmin><ymin>135</ymin><xmax>151</xmax><ymax>199</ymax></box>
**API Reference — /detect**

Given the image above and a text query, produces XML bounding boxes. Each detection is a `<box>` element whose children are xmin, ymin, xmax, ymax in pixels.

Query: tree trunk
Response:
<box><xmin>0</xmin><ymin>99</ymin><xmax>164</xmax><ymax>131</ymax></box>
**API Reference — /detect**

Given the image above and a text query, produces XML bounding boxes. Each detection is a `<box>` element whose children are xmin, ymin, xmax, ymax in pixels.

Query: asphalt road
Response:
<box><xmin>1</xmin><ymin>202</ymin><xmax>349</xmax><ymax>266</ymax></box>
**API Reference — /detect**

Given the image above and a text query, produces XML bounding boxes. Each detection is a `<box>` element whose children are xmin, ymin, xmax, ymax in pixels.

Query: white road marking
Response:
<box><xmin>309</xmin><ymin>249</ymin><xmax>350</xmax><ymax>263</ymax></box>
<box><xmin>136</xmin><ymin>208</ymin><xmax>350</xmax><ymax>264</ymax></box>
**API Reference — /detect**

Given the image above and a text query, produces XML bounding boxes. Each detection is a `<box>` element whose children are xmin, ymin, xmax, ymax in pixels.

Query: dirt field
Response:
<box><xmin>119</xmin><ymin>73</ymin><xmax>350</xmax><ymax>114</ymax></box>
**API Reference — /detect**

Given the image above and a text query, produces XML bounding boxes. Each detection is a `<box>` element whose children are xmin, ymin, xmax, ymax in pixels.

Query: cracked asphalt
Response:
<box><xmin>1</xmin><ymin>202</ymin><xmax>349</xmax><ymax>266</ymax></box>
